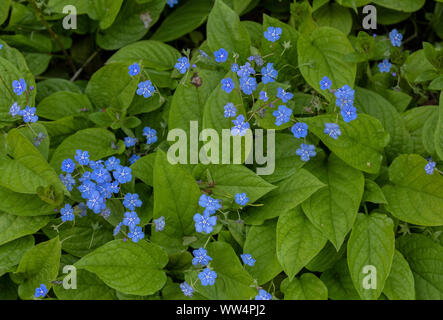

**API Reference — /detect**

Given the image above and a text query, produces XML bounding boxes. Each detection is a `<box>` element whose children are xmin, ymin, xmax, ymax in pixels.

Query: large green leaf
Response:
<box><xmin>0</xmin><ymin>213</ymin><xmax>49</xmax><ymax>246</ymax></box>
<box><xmin>37</xmin><ymin>91</ymin><xmax>92</xmax><ymax>121</ymax></box>
<box><xmin>151</xmin><ymin>150</ymin><xmax>201</xmax><ymax>253</ymax></box>
<box><xmin>347</xmin><ymin>213</ymin><xmax>395</xmax><ymax>300</ymax></box>
<box><xmin>107</xmin><ymin>40</ymin><xmax>180</xmax><ymax>71</ymax></box>
<box><xmin>281</xmin><ymin>273</ymin><xmax>328</xmax><ymax>300</ymax></box>
<box><xmin>0</xmin><ymin>235</ymin><xmax>34</xmax><ymax>277</ymax></box>
<box><xmin>297</xmin><ymin>26</ymin><xmax>356</xmax><ymax>96</ymax></box>
<box><xmin>131</xmin><ymin>152</ymin><xmax>156</xmax><ymax>186</ymax></box>
<box><xmin>75</xmin><ymin>240</ymin><xmax>168</xmax><ymax>296</ymax></box>
<box><xmin>383</xmin><ymin>250</ymin><xmax>415</xmax><ymax>300</ymax></box>
<box><xmin>397</xmin><ymin>234</ymin><xmax>443</xmax><ymax>299</ymax></box>
<box><xmin>313</xmin><ymin>3</ymin><xmax>353</xmax><ymax>35</ymax></box>
<box><xmin>302</xmin><ymin>154</ymin><xmax>364</xmax><ymax>249</ymax></box>
<box><xmin>206</xmin><ymin>0</ymin><xmax>251</xmax><ymax>60</ymax></box>
<box><xmin>383</xmin><ymin>154</ymin><xmax>443</xmax><ymax>226</ymax></box>
<box><xmin>276</xmin><ymin>207</ymin><xmax>327</xmax><ymax>280</ymax></box>
<box><xmin>0</xmin><ymin>0</ymin><xmax>11</xmax><ymax>25</ymax></box>
<box><xmin>403</xmin><ymin>105</ymin><xmax>437</xmax><ymax>156</ymax></box>
<box><xmin>303</xmin><ymin>114</ymin><xmax>390</xmax><ymax>174</ymax></box>
<box><xmin>186</xmin><ymin>241</ymin><xmax>256</xmax><ymax>300</ymax></box>
<box><xmin>47</xmin><ymin>0</ymin><xmax>88</xmax><ymax>14</ymax></box>
<box><xmin>243</xmin><ymin>169</ymin><xmax>325</xmax><ymax>225</ymax></box>
<box><xmin>243</xmin><ymin>220</ymin><xmax>282</xmax><ymax>285</ymax></box>
<box><xmin>88</xmin><ymin>0</ymin><xmax>124</xmax><ymax>29</ymax></box>
<box><xmin>372</xmin><ymin>0</ymin><xmax>425</xmax><ymax>12</ymax></box>
<box><xmin>151</xmin><ymin>0</ymin><xmax>213</xmax><ymax>42</ymax></box>
<box><xmin>16</xmin><ymin>237</ymin><xmax>61</xmax><ymax>300</ymax></box>
<box><xmin>320</xmin><ymin>258</ymin><xmax>360</xmax><ymax>300</ymax></box>
<box><xmin>435</xmin><ymin>93</ymin><xmax>443</xmax><ymax>161</ymax></box>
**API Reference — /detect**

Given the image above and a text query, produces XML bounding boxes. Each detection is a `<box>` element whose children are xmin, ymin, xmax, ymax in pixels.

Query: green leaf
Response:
<box><xmin>0</xmin><ymin>0</ymin><xmax>11</xmax><ymax>25</ymax></box>
<box><xmin>206</xmin><ymin>0</ymin><xmax>251</xmax><ymax>60</ymax></box>
<box><xmin>151</xmin><ymin>0</ymin><xmax>213</xmax><ymax>42</ymax></box>
<box><xmin>281</xmin><ymin>273</ymin><xmax>328</xmax><ymax>300</ymax></box>
<box><xmin>435</xmin><ymin>93</ymin><xmax>443</xmax><ymax>161</ymax></box>
<box><xmin>403</xmin><ymin>105</ymin><xmax>437</xmax><ymax>155</ymax></box>
<box><xmin>276</xmin><ymin>207</ymin><xmax>327</xmax><ymax>280</ymax></box>
<box><xmin>85</xmin><ymin>62</ymin><xmax>139</xmax><ymax>112</ymax></box>
<box><xmin>96</xmin><ymin>0</ymin><xmax>165</xmax><ymax>50</ymax></box>
<box><xmin>347</xmin><ymin>213</ymin><xmax>395</xmax><ymax>300</ymax></box>
<box><xmin>186</xmin><ymin>241</ymin><xmax>256</xmax><ymax>300</ymax></box>
<box><xmin>49</xmin><ymin>128</ymin><xmax>118</xmax><ymax>173</ymax></box>
<box><xmin>372</xmin><ymin>0</ymin><xmax>425</xmax><ymax>12</ymax></box>
<box><xmin>320</xmin><ymin>258</ymin><xmax>360</xmax><ymax>300</ymax></box>
<box><xmin>36</xmin><ymin>78</ymin><xmax>82</xmax><ymax>103</ymax></box>
<box><xmin>297</xmin><ymin>26</ymin><xmax>356</xmax><ymax>96</ymax></box>
<box><xmin>355</xmin><ymin>87</ymin><xmax>412</xmax><ymax>159</ymax></box>
<box><xmin>54</xmin><ymin>269</ymin><xmax>116</xmax><ymax>300</ymax></box>
<box><xmin>313</xmin><ymin>3</ymin><xmax>353</xmax><ymax>35</ymax></box>
<box><xmin>0</xmin><ymin>213</ymin><xmax>49</xmax><ymax>246</ymax></box>
<box><xmin>302</xmin><ymin>154</ymin><xmax>364</xmax><ymax>249</ymax></box>
<box><xmin>16</xmin><ymin>237</ymin><xmax>61</xmax><ymax>300</ymax></box>
<box><xmin>243</xmin><ymin>220</ymin><xmax>282</xmax><ymax>285</ymax></box>
<box><xmin>429</xmin><ymin>75</ymin><xmax>443</xmax><ymax>90</ymax></box>
<box><xmin>107</xmin><ymin>40</ymin><xmax>181</xmax><ymax>71</ymax></box>
<box><xmin>397</xmin><ymin>234</ymin><xmax>443</xmax><ymax>299</ymax></box>
<box><xmin>151</xmin><ymin>150</ymin><xmax>201</xmax><ymax>253</ymax></box>
<box><xmin>0</xmin><ymin>236</ymin><xmax>34</xmax><ymax>277</ymax></box>
<box><xmin>383</xmin><ymin>250</ymin><xmax>415</xmax><ymax>300</ymax></box>
<box><xmin>383</xmin><ymin>154</ymin><xmax>443</xmax><ymax>226</ymax></box>
<box><xmin>37</xmin><ymin>91</ymin><xmax>92</xmax><ymax>120</ymax></box>
<box><xmin>306</xmin><ymin>241</ymin><xmax>346</xmax><ymax>272</ymax></box>
<box><xmin>88</xmin><ymin>0</ymin><xmax>124</xmax><ymax>29</ymax></box>
<box><xmin>243</xmin><ymin>169</ymin><xmax>325</xmax><ymax>225</ymax></box>
<box><xmin>23</xmin><ymin>53</ymin><xmax>51</xmax><ymax>76</ymax></box>
<box><xmin>404</xmin><ymin>50</ymin><xmax>436</xmax><ymax>84</ymax></box>
<box><xmin>362</xmin><ymin>179</ymin><xmax>387</xmax><ymax>204</ymax></box>
<box><xmin>303</xmin><ymin>114</ymin><xmax>390</xmax><ymax>174</ymax></box>
<box><xmin>131</xmin><ymin>152</ymin><xmax>156</xmax><ymax>186</ymax></box>
<box><xmin>47</xmin><ymin>0</ymin><xmax>88</xmax><ymax>14</ymax></box>
<box><xmin>75</xmin><ymin>240</ymin><xmax>168</xmax><ymax>296</ymax></box>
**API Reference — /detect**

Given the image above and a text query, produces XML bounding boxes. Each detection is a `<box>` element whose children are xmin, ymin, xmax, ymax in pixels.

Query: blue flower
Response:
<box><xmin>198</xmin><ymin>268</ymin><xmax>217</xmax><ymax>286</ymax></box>
<box><xmin>77</xmin><ymin>202</ymin><xmax>87</xmax><ymax>216</ymax></box>
<box><xmin>199</xmin><ymin>194</ymin><xmax>222</xmax><ymax>213</ymax></box>
<box><xmin>89</xmin><ymin>160</ymin><xmax>104</xmax><ymax>170</ymax></box>
<box><xmin>91</xmin><ymin>167</ymin><xmax>111</xmax><ymax>184</ymax></box>
<box><xmin>255</xmin><ymin>289</ymin><xmax>272</xmax><ymax>300</ymax></box>
<box><xmin>199</xmin><ymin>50</ymin><xmax>209</xmax><ymax>59</ymax></box>
<box><xmin>75</xmin><ymin>150</ymin><xmax>89</xmax><ymax>166</ymax></box>
<box><xmin>192</xmin><ymin>248</ymin><xmax>212</xmax><ymax>266</ymax></box>
<box><xmin>19</xmin><ymin>106</ymin><xmax>38</xmax><ymax>123</ymax></box>
<box><xmin>214</xmin><ymin>48</ymin><xmax>228</xmax><ymax>63</ymax></box>
<box><xmin>180</xmin><ymin>282</ymin><xmax>194</xmax><ymax>297</ymax></box>
<box><xmin>425</xmin><ymin>160</ymin><xmax>436</xmax><ymax>175</ymax></box>
<box><xmin>0</xmin><ymin>44</ymin><xmax>2</xmax><ymax>50</ymax></box>
<box><xmin>194</xmin><ymin>211</ymin><xmax>217</xmax><ymax>234</ymax></box>
<box><xmin>79</xmin><ymin>171</ymin><xmax>92</xmax><ymax>183</ymax></box>
<box><xmin>231</xmin><ymin>63</ymin><xmax>239</xmax><ymax>72</ymax></box>
<box><xmin>264</xmin><ymin>26</ymin><xmax>282</xmax><ymax>42</ymax></box>
<box><xmin>9</xmin><ymin>102</ymin><xmax>20</xmax><ymax>117</ymax></box>
<box><xmin>253</xmin><ymin>54</ymin><xmax>264</xmax><ymax>66</ymax></box>
<box><xmin>137</xmin><ymin>80</ymin><xmax>155</xmax><ymax>98</ymax></box>
<box><xmin>128</xmin><ymin>226</ymin><xmax>144</xmax><ymax>243</ymax></box>
<box><xmin>96</xmin><ymin>183</ymin><xmax>112</xmax><ymax>199</ymax></box>
<box><xmin>60</xmin><ymin>204</ymin><xmax>75</xmax><ymax>222</ymax></box>
<box><xmin>335</xmin><ymin>85</ymin><xmax>354</xmax><ymax>108</ymax></box>
<box><xmin>237</xmin><ymin>62</ymin><xmax>255</xmax><ymax>78</ymax></box>
<box><xmin>113</xmin><ymin>165</ymin><xmax>132</xmax><ymax>184</ymax></box>
<box><xmin>291</xmin><ymin>122</ymin><xmax>308</xmax><ymax>139</ymax></box>
<box><xmin>261</xmin><ymin>63</ymin><xmax>278</xmax><ymax>84</ymax></box>
<box><xmin>341</xmin><ymin>105</ymin><xmax>357</xmax><ymax>122</ymax></box>
<box><xmin>34</xmin><ymin>284</ymin><xmax>48</xmax><ymax>298</ymax></box>
<box><xmin>86</xmin><ymin>191</ymin><xmax>106</xmax><ymax>214</ymax></box>
<box><xmin>320</xmin><ymin>76</ymin><xmax>332</xmax><ymax>90</ymax></box>
<box><xmin>277</xmin><ymin>87</ymin><xmax>293</xmax><ymax>103</ymax></box>
<box><xmin>61</xmin><ymin>158</ymin><xmax>75</xmax><ymax>173</ymax></box>
<box><xmin>153</xmin><ymin>216</ymin><xmax>165</xmax><ymax>231</ymax></box>
<box><xmin>143</xmin><ymin>126</ymin><xmax>157</xmax><ymax>144</ymax></box>
<box><xmin>248</xmin><ymin>56</ymin><xmax>254</xmax><ymax>62</ymax></box>
<box><xmin>223</xmin><ymin>102</ymin><xmax>237</xmax><ymax>118</ymax></box>
<box><xmin>123</xmin><ymin>193</ymin><xmax>142</xmax><ymax>211</ymax></box>
<box><xmin>240</xmin><ymin>253</ymin><xmax>256</xmax><ymax>266</ymax></box>
<box><xmin>221</xmin><ymin>78</ymin><xmax>235</xmax><ymax>93</ymax></box>
<box><xmin>378</xmin><ymin>59</ymin><xmax>392</xmax><ymax>73</ymax></box>
<box><xmin>175</xmin><ymin>57</ymin><xmax>190</xmax><ymax>74</ymax></box>
<box><xmin>60</xmin><ymin>173</ymin><xmax>75</xmax><ymax>191</ymax></box>
<box><xmin>389</xmin><ymin>29</ymin><xmax>403</xmax><ymax>47</ymax></box>
<box><xmin>12</xmin><ymin>78</ymin><xmax>26</xmax><ymax>96</ymax></box>
<box><xmin>128</xmin><ymin>63</ymin><xmax>140</xmax><ymax>76</ymax></box>
<box><xmin>235</xmin><ymin>193</ymin><xmax>249</xmax><ymax>206</ymax></box>
<box><xmin>167</xmin><ymin>0</ymin><xmax>178</xmax><ymax>8</ymax></box>
<box><xmin>296</xmin><ymin>143</ymin><xmax>316</xmax><ymax>162</ymax></box>
<box><xmin>113</xmin><ymin>222</ymin><xmax>123</xmax><ymax>236</ymax></box>
<box><xmin>108</xmin><ymin>181</ymin><xmax>120</xmax><ymax>194</ymax></box>
<box><xmin>78</xmin><ymin>180</ymin><xmax>96</xmax><ymax>199</ymax></box>
<box><xmin>129</xmin><ymin>154</ymin><xmax>140</xmax><ymax>164</ymax></box>
<box><xmin>231</xmin><ymin>114</ymin><xmax>250</xmax><ymax>136</ymax></box>
<box><xmin>259</xmin><ymin>90</ymin><xmax>268</xmax><ymax>102</ymax></box>
<box><xmin>123</xmin><ymin>211</ymin><xmax>141</xmax><ymax>229</ymax></box>
<box><xmin>239</xmin><ymin>76</ymin><xmax>257</xmax><ymax>95</ymax></box>
<box><xmin>272</xmin><ymin>105</ymin><xmax>292</xmax><ymax>126</ymax></box>
<box><xmin>105</xmin><ymin>156</ymin><xmax>120</xmax><ymax>171</ymax></box>
<box><xmin>324</xmin><ymin>123</ymin><xmax>341</xmax><ymax>139</ymax></box>
<box><xmin>100</xmin><ymin>207</ymin><xmax>111</xmax><ymax>219</ymax></box>
<box><xmin>124</xmin><ymin>136</ymin><xmax>137</xmax><ymax>148</ymax></box>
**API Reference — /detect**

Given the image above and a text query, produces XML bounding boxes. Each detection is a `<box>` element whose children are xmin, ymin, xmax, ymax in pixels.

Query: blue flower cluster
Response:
<box><xmin>194</xmin><ymin>194</ymin><xmax>220</xmax><ymax>234</ymax></box>
<box><xmin>425</xmin><ymin>159</ymin><xmax>436</xmax><ymax>175</ymax></box>
<box><xmin>34</xmin><ymin>284</ymin><xmax>48</xmax><ymax>299</ymax></box>
<box><xmin>9</xmin><ymin>79</ymin><xmax>39</xmax><ymax>123</ymax></box>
